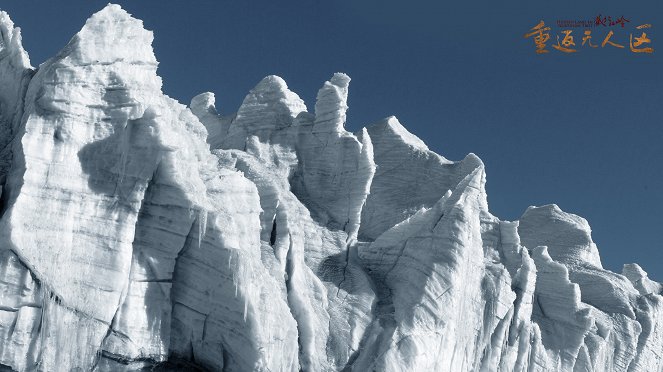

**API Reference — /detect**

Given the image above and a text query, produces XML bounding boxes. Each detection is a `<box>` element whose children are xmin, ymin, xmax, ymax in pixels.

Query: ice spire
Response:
<box><xmin>67</xmin><ymin>4</ymin><xmax>157</xmax><ymax>66</ymax></box>
<box><xmin>224</xmin><ymin>75</ymin><xmax>306</xmax><ymax>149</ymax></box>
<box><xmin>313</xmin><ymin>72</ymin><xmax>350</xmax><ymax>133</ymax></box>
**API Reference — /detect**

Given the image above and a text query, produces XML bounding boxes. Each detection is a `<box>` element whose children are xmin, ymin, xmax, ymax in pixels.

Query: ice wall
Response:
<box><xmin>0</xmin><ymin>4</ymin><xmax>660</xmax><ymax>372</ymax></box>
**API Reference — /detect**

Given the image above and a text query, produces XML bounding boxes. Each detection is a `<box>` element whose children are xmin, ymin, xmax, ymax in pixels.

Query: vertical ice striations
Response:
<box><xmin>519</xmin><ymin>205</ymin><xmax>647</xmax><ymax>372</ymax></box>
<box><xmin>495</xmin><ymin>222</ymin><xmax>540</xmax><ymax>372</ymax></box>
<box><xmin>0</xmin><ymin>11</ymin><xmax>33</xmax><ymax>195</ymax></box>
<box><xmin>0</xmin><ymin>5</ymin><xmax>165</xmax><ymax>370</ymax></box>
<box><xmin>0</xmin><ymin>250</ymin><xmax>42</xmax><ymax>371</ymax></box>
<box><xmin>519</xmin><ymin>205</ymin><xmax>603</xmax><ymax>268</ymax></box>
<box><xmin>224</xmin><ymin>75</ymin><xmax>306</xmax><ymax>150</ymax></box>
<box><xmin>359</xmin><ymin>116</ymin><xmax>482</xmax><ymax>241</ymax></box>
<box><xmin>0</xmin><ymin>11</ymin><xmax>31</xmax><ymax>124</ymax></box>
<box><xmin>520</xmin><ymin>205</ymin><xmax>638</xmax><ymax>316</ymax></box>
<box><xmin>621</xmin><ymin>264</ymin><xmax>663</xmax><ymax>372</ymax></box>
<box><xmin>167</xmin><ymin>160</ymin><xmax>300</xmax><ymax>372</ymax></box>
<box><xmin>356</xmin><ymin>166</ymin><xmax>516</xmax><ymax>371</ymax></box>
<box><xmin>0</xmin><ymin>5</ymin><xmax>298</xmax><ymax>371</ymax></box>
<box><xmin>0</xmin><ymin>4</ymin><xmax>661</xmax><ymax>371</ymax></box>
<box><xmin>529</xmin><ymin>246</ymin><xmax>592</xmax><ymax>370</ymax></box>
<box><xmin>0</xmin><ymin>20</ymin><xmax>37</xmax><ymax>367</ymax></box>
<box><xmin>219</xmin><ymin>149</ymin><xmax>375</xmax><ymax>371</ymax></box>
<box><xmin>293</xmin><ymin>73</ymin><xmax>376</xmax><ymax>239</ymax></box>
<box><xmin>197</xmin><ymin>76</ymin><xmax>377</xmax><ymax>371</ymax></box>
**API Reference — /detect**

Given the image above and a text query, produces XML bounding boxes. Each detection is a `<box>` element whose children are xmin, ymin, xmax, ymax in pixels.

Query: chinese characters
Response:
<box><xmin>524</xmin><ymin>19</ymin><xmax>654</xmax><ymax>54</ymax></box>
<box><xmin>524</xmin><ymin>21</ymin><xmax>551</xmax><ymax>54</ymax></box>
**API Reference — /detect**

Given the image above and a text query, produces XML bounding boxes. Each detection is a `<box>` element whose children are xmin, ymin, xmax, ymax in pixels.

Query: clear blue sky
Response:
<box><xmin>2</xmin><ymin>1</ymin><xmax>662</xmax><ymax>280</ymax></box>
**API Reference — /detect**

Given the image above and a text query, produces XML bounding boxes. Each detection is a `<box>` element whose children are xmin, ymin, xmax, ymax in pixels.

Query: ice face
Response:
<box><xmin>0</xmin><ymin>10</ymin><xmax>33</xmax><ymax>194</ymax></box>
<box><xmin>0</xmin><ymin>4</ymin><xmax>660</xmax><ymax>372</ymax></box>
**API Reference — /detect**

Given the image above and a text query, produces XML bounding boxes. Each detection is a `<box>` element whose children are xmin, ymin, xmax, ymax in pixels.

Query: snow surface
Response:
<box><xmin>0</xmin><ymin>4</ymin><xmax>661</xmax><ymax>372</ymax></box>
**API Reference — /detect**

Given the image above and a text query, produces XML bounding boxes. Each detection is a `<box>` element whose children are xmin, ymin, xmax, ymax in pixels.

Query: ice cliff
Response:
<box><xmin>0</xmin><ymin>5</ymin><xmax>660</xmax><ymax>372</ymax></box>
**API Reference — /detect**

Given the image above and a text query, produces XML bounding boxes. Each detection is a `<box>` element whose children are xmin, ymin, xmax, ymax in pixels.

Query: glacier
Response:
<box><xmin>0</xmin><ymin>4</ymin><xmax>660</xmax><ymax>372</ymax></box>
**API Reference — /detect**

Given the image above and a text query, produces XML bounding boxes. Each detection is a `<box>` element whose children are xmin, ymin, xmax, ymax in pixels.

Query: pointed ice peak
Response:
<box><xmin>461</xmin><ymin>152</ymin><xmax>484</xmax><ymax>171</ymax></box>
<box><xmin>221</xmin><ymin>75</ymin><xmax>306</xmax><ymax>149</ymax></box>
<box><xmin>233</xmin><ymin>75</ymin><xmax>306</xmax><ymax>127</ymax></box>
<box><xmin>0</xmin><ymin>11</ymin><xmax>32</xmax><ymax>69</ymax></box>
<box><xmin>459</xmin><ymin>163</ymin><xmax>485</xmax><ymax>190</ymax></box>
<box><xmin>519</xmin><ymin>204</ymin><xmax>603</xmax><ymax>268</ymax></box>
<box><xmin>365</xmin><ymin>117</ymin><xmax>485</xmax><ymax>171</ymax></box>
<box><xmin>370</xmin><ymin>189</ymin><xmax>452</xmax><ymax>249</ymax></box>
<box><xmin>622</xmin><ymin>263</ymin><xmax>648</xmax><ymax>282</ymax></box>
<box><xmin>254</xmin><ymin>74</ymin><xmax>289</xmax><ymax>93</ymax></box>
<box><xmin>64</xmin><ymin>3</ymin><xmax>156</xmax><ymax>66</ymax></box>
<box><xmin>88</xmin><ymin>3</ymin><xmax>129</xmax><ymax>20</ymax></box>
<box><xmin>83</xmin><ymin>4</ymin><xmax>141</xmax><ymax>37</ymax></box>
<box><xmin>0</xmin><ymin>9</ymin><xmax>33</xmax><ymax>152</ymax></box>
<box><xmin>240</xmin><ymin>75</ymin><xmax>307</xmax><ymax>115</ymax></box>
<box><xmin>369</xmin><ymin>116</ymin><xmax>429</xmax><ymax>151</ymax></box>
<box><xmin>522</xmin><ymin>204</ymin><xmax>592</xmax><ymax>234</ymax></box>
<box><xmin>622</xmin><ymin>263</ymin><xmax>662</xmax><ymax>295</ymax></box>
<box><xmin>314</xmin><ymin>73</ymin><xmax>350</xmax><ymax>132</ymax></box>
<box><xmin>444</xmin><ymin>153</ymin><xmax>487</xmax><ymax>208</ymax></box>
<box><xmin>0</xmin><ymin>10</ymin><xmax>13</xmax><ymax>31</ymax></box>
<box><xmin>442</xmin><ymin>164</ymin><xmax>487</xmax><ymax>210</ymax></box>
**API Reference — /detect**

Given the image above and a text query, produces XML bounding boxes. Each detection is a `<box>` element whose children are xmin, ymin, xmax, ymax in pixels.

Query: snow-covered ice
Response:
<box><xmin>0</xmin><ymin>4</ymin><xmax>660</xmax><ymax>372</ymax></box>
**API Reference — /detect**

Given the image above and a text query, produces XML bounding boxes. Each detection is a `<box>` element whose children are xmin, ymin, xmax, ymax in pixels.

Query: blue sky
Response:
<box><xmin>2</xmin><ymin>1</ymin><xmax>662</xmax><ymax>279</ymax></box>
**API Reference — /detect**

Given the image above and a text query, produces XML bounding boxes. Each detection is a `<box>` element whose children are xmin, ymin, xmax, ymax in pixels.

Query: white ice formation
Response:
<box><xmin>0</xmin><ymin>5</ymin><xmax>660</xmax><ymax>372</ymax></box>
